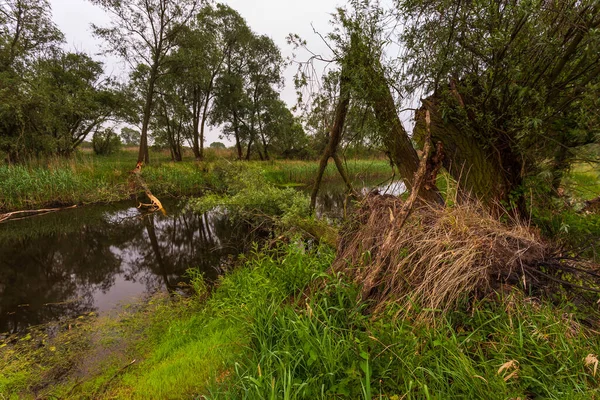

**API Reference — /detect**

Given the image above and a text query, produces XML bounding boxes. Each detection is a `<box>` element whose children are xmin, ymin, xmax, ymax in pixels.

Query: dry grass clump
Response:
<box><xmin>334</xmin><ymin>194</ymin><xmax>552</xmax><ymax>316</ymax></box>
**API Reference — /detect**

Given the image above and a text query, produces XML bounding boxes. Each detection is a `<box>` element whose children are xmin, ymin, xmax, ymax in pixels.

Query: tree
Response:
<box><xmin>292</xmin><ymin>3</ymin><xmax>443</xmax><ymax>205</ymax></box>
<box><xmin>0</xmin><ymin>0</ymin><xmax>63</xmax><ymax>72</ymax></box>
<box><xmin>153</xmin><ymin>72</ymin><xmax>188</xmax><ymax>161</ymax></box>
<box><xmin>208</xmin><ymin>9</ymin><xmax>252</xmax><ymax>160</ymax></box>
<box><xmin>91</xmin><ymin>0</ymin><xmax>202</xmax><ymax>165</ymax></box>
<box><xmin>209</xmin><ymin>141</ymin><xmax>225</xmax><ymax>149</ymax></box>
<box><xmin>396</xmin><ymin>0</ymin><xmax>600</xmax><ymax>209</ymax></box>
<box><xmin>211</xmin><ymin>30</ymin><xmax>286</xmax><ymax>160</ymax></box>
<box><xmin>260</xmin><ymin>97</ymin><xmax>309</xmax><ymax>160</ymax></box>
<box><xmin>0</xmin><ymin>0</ymin><xmax>63</xmax><ymax>162</ymax></box>
<box><xmin>173</xmin><ymin>4</ymin><xmax>241</xmax><ymax>160</ymax></box>
<box><xmin>34</xmin><ymin>51</ymin><xmax>121</xmax><ymax>156</ymax></box>
<box><xmin>120</xmin><ymin>127</ymin><xmax>141</xmax><ymax>146</ymax></box>
<box><xmin>92</xmin><ymin>127</ymin><xmax>121</xmax><ymax>155</ymax></box>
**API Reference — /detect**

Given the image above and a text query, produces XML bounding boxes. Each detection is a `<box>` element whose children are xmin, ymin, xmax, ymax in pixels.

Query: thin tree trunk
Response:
<box><xmin>310</xmin><ymin>66</ymin><xmax>352</xmax><ymax>211</ymax></box>
<box><xmin>245</xmin><ymin>133</ymin><xmax>254</xmax><ymax>160</ymax></box>
<box><xmin>332</xmin><ymin>153</ymin><xmax>352</xmax><ymax>192</ymax></box>
<box><xmin>138</xmin><ymin>64</ymin><xmax>159</xmax><ymax>165</ymax></box>
<box><xmin>258</xmin><ymin>116</ymin><xmax>269</xmax><ymax>160</ymax></box>
<box><xmin>233</xmin><ymin>110</ymin><xmax>242</xmax><ymax>160</ymax></box>
<box><xmin>191</xmin><ymin>87</ymin><xmax>201</xmax><ymax>160</ymax></box>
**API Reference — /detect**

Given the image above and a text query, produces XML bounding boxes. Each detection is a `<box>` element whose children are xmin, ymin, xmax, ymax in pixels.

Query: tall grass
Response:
<box><xmin>2</xmin><ymin>241</ymin><xmax>598</xmax><ymax>399</ymax></box>
<box><xmin>0</xmin><ymin>151</ymin><xmax>393</xmax><ymax>212</ymax></box>
<box><xmin>213</xmin><ymin>258</ymin><xmax>600</xmax><ymax>399</ymax></box>
<box><xmin>261</xmin><ymin>159</ymin><xmax>394</xmax><ymax>185</ymax></box>
<box><xmin>0</xmin><ymin>150</ymin><xmax>211</xmax><ymax>211</ymax></box>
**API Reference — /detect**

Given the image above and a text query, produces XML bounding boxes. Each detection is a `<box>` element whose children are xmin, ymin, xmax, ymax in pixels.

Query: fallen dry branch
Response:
<box><xmin>0</xmin><ymin>205</ymin><xmax>77</xmax><ymax>224</ymax></box>
<box><xmin>333</xmin><ymin>195</ymin><xmax>600</xmax><ymax>319</ymax></box>
<box><xmin>130</xmin><ymin>163</ymin><xmax>166</xmax><ymax>215</ymax></box>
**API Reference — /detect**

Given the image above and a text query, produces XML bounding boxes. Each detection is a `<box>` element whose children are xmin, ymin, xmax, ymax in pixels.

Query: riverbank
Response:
<box><xmin>2</xmin><ymin>165</ymin><xmax>599</xmax><ymax>399</ymax></box>
<box><xmin>2</xmin><ymin>239</ymin><xmax>599</xmax><ymax>399</ymax></box>
<box><xmin>0</xmin><ymin>149</ymin><xmax>393</xmax><ymax>212</ymax></box>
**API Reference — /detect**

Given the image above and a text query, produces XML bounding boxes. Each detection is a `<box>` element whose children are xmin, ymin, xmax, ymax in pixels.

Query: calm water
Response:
<box><xmin>0</xmin><ymin>178</ymin><xmax>404</xmax><ymax>335</ymax></box>
<box><xmin>311</xmin><ymin>179</ymin><xmax>406</xmax><ymax>219</ymax></box>
<box><xmin>0</xmin><ymin>200</ymin><xmax>253</xmax><ymax>335</ymax></box>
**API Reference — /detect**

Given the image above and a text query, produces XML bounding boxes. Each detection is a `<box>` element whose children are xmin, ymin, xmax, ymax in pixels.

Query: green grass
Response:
<box><xmin>0</xmin><ymin>150</ymin><xmax>393</xmax><ymax>212</ymax></box>
<box><xmin>3</xmin><ymin>241</ymin><xmax>598</xmax><ymax>399</ymax></box>
<box><xmin>213</xmin><ymin>249</ymin><xmax>600</xmax><ymax>399</ymax></box>
<box><xmin>564</xmin><ymin>163</ymin><xmax>600</xmax><ymax>202</ymax></box>
<box><xmin>2</xmin><ymin>155</ymin><xmax>599</xmax><ymax>399</ymax></box>
<box><xmin>261</xmin><ymin>158</ymin><xmax>394</xmax><ymax>185</ymax></box>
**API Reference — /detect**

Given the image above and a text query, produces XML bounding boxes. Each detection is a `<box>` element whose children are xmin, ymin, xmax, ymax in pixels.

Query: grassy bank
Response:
<box><xmin>2</xmin><ymin>154</ymin><xmax>598</xmax><ymax>399</ymax></box>
<box><xmin>0</xmin><ymin>150</ymin><xmax>212</xmax><ymax>212</ymax></box>
<box><xmin>2</xmin><ymin>241</ymin><xmax>599</xmax><ymax>399</ymax></box>
<box><xmin>261</xmin><ymin>158</ymin><xmax>393</xmax><ymax>185</ymax></box>
<box><xmin>0</xmin><ymin>149</ymin><xmax>393</xmax><ymax>212</ymax></box>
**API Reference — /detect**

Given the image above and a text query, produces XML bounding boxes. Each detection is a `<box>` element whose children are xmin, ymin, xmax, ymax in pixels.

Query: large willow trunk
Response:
<box><xmin>360</xmin><ymin>60</ymin><xmax>443</xmax><ymax>205</ymax></box>
<box><xmin>413</xmin><ymin>96</ymin><xmax>524</xmax><ymax>213</ymax></box>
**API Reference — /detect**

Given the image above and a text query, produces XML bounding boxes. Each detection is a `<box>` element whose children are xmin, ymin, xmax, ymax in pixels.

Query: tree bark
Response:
<box><xmin>310</xmin><ymin>66</ymin><xmax>352</xmax><ymax>211</ymax></box>
<box><xmin>138</xmin><ymin>63</ymin><xmax>159</xmax><ymax>165</ymax></box>
<box><xmin>414</xmin><ymin>96</ymin><xmax>513</xmax><ymax>207</ymax></box>
<box><xmin>191</xmin><ymin>87</ymin><xmax>202</xmax><ymax>160</ymax></box>
<box><xmin>233</xmin><ymin>110</ymin><xmax>242</xmax><ymax>160</ymax></box>
<box><xmin>360</xmin><ymin>59</ymin><xmax>443</xmax><ymax>205</ymax></box>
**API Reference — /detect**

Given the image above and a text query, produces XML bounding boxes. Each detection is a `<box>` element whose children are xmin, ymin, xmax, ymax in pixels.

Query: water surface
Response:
<box><xmin>0</xmin><ymin>177</ymin><xmax>404</xmax><ymax>335</ymax></box>
<box><xmin>0</xmin><ymin>200</ymin><xmax>252</xmax><ymax>334</ymax></box>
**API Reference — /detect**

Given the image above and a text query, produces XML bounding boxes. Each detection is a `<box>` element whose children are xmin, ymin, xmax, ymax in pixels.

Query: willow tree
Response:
<box><xmin>91</xmin><ymin>0</ymin><xmax>202</xmax><ymax>165</ymax></box>
<box><xmin>295</xmin><ymin>4</ymin><xmax>443</xmax><ymax>207</ymax></box>
<box><xmin>397</xmin><ymin>0</ymin><xmax>600</xmax><ymax>210</ymax></box>
<box><xmin>0</xmin><ymin>0</ymin><xmax>63</xmax><ymax>162</ymax></box>
<box><xmin>210</xmin><ymin>26</ymin><xmax>287</xmax><ymax>160</ymax></box>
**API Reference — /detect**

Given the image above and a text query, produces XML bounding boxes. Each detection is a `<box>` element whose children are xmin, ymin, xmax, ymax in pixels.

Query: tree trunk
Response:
<box><xmin>138</xmin><ymin>64</ymin><xmax>159</xmax><ymax>165</ymax></box>
<box><xmin>191</xmin><ymin>87</ymin><xmax>202</xmax><ymax>160</ymax></box>
<box><xmin>245</xmin><ymin>130</ymin><xmax>254</xmax><ymax>161</ymax></box>
<box><xmin>414</xmin><ymin>96</ymin><xmax>515</xmax><ymax>208</ymax></box>
<box><xmin>199</xmin><ymin>91</ymin><xmax>211</xmax><ymax>161</ymax></box>
<box><xmin>361</xmin><ymin>58</ymin><xmax>443</xmax><ymax>205</ymax></box>
<box><xmin>233</xmin><ymin>110</ymin><xmax>242</xmax><ymax>160</ymax></box>
<box><xmin>310</xmin><ymin>66</ymin><xmax>352</xmax><ymax>211</ymax></box>
<box><xmin>258</xmin><ymin>116</ymin><xmax>269</xmax><ymax>161</ymax></box>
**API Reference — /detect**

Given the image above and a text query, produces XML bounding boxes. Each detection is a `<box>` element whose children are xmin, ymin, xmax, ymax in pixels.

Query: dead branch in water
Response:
<box><xmin>0</xmin><ymin>205</ymin><xmax>77</xmax><ymax>224</ymax></box>
<box><xmin>130</xmin><ymin>162</ymin><xmax>166</xmax><ymax>215</ymax></box>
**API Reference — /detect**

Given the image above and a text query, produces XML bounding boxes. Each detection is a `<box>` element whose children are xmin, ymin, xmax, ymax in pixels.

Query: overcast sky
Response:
<box><xmin>48</xmin><ymin>0</ymin><xmax>345</xmax><ymax>144</ymax></box>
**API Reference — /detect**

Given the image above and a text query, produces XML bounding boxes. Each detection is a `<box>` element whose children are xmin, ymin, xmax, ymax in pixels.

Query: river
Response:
<box><xmin>0</xmin><ymin>177</ymin><xmax>404</xmax><ymax>335</ymax></box>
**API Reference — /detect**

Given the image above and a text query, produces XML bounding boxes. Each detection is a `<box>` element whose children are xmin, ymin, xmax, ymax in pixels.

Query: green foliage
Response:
<box><xmin>189</xmin><ymin>163</ymin><xmax>310</xmax><ymax>228</ymax></box>
<box><xmin>2</xmin><ymin>238</ymin><xmax>599</xmax><ymax>399</ymax></box>
<box><xmin>0</xmin><ymin>150</ymin><xmax>212</xmax><ymax>211</ymax></box>
<box><xmin>120</xmin><ymin>127</ymin><xmax>140</xmax><ymax>146</ymax></box>
<box><xmin>92</xmin><ymin>128</ymin><xmax>122</xmax><ymax>155</ymax></box>
<box><xmin>210</xmin><ymin>141</ymin><xmax>226</xmax><ymax>149</ymax></box>
<box><xmin>213</xmin><ymin>263</ymin><xmax>600</xmax><ymax>399</ymax></box>
<box><xmin>0</xmin><ymin>1</ymin><xmax>121</xmax><ymax>161</ymax></box>
<box><xmin>396</xmin><ymin>0</ymin><xmax>600</xmax><ymax>203</ymax></box>
<box><xmin>261</xmin><ymin>158</ymin><xmax>393</xmax><ymax>185</ymax></box>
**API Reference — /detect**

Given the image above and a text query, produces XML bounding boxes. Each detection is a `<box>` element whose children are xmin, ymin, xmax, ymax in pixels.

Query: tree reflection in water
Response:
<box><xmin>0</xmin><ymin>200</ymin><xmax>252</xmax><ymax>334</ymax></box>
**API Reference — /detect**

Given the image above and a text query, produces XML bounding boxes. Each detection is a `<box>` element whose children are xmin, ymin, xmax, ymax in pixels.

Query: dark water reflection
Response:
<box><xmin>311</xmin><ymin>179</ymin><xmax>406</xmax><ymax>220</ymax></box>
<box><xmin>0</xmin><ymin>178</ymin><xmax>405</xmax><ymax>335</ymax></box>
<box><xmin>0</xmin><ymin>200</ymin><xmax>253</xmax><ymax>335</ymax></box>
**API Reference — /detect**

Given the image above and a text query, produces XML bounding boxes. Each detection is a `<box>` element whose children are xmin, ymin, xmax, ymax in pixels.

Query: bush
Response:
<box><xmin>92</xmin><ymin>129</ymin><xmax>122</xmax><ymax>155</ymax></box>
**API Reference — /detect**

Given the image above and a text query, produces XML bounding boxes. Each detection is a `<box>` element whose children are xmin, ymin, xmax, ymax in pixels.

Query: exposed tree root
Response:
<box><xmin>333</xmin><ymin>195</ymin><xmax>600</xmax><ymax>320</ymax></box>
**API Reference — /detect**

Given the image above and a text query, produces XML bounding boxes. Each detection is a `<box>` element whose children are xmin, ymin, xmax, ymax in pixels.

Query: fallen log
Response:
<box><xmin>0</xmin><ymin>205</ymin><xmax>77</xmax><ymax>224</ymax></box>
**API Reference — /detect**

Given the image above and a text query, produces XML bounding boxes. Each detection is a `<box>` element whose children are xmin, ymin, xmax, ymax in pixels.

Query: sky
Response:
<box><xmin>48</xmin><ymin>0</ymin><xmax>346</xmax><ymax>145</ymax></box>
